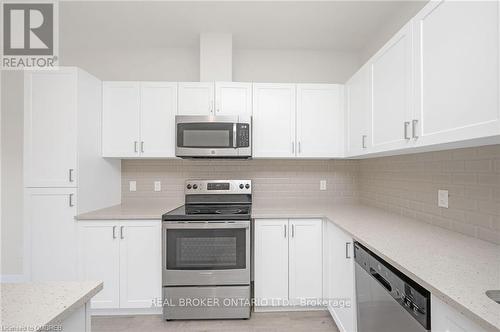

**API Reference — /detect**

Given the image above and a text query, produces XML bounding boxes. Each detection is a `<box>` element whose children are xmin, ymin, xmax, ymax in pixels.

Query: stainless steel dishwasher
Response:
<box><xmin>354</xmin><ymin>242</ymin><xmax>431</xmax><ymax>332</ymax></box>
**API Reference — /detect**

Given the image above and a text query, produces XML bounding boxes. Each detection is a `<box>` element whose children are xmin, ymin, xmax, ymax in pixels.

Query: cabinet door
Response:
<box><xmin>296</xmin><ymin>84</ymin><xmax>344</xmax><ymax>158</ymax></box>
<box><xmin>214</xmin><ymin>82</ymin><xmax>252</xmax><ymax>116</ymax></box>
<box><xmin>254</xmin><ymin>219</ymin><xmax>289</xmax><ymax>306</ymax></box>
<box><xmin>102</xmin><ymin>82</ymin><xmax>141</xmax><ymax>157</ymax></box>
<box><xmin>24</xmin><ymin>70</ymin><xmax>77</xmax><ymax>187</ymax></box>
<box><xmin>140</xmin><ymin>82</ymin><xmax>177</xmax><ymax>157</ymax></box>
<box><xmin>178</xmin><ymin>82</ymin><xmax>215</xmax><ymax>115</ymax></box>
<box><xmin>79</xmin><ymin>222</ymin><xmax>120</xmax><ymax>309</ymax></box>
<box><xmin>431</xmin><ymin>295</ymin><xmax>488</xmax><ymax>332</ymax></box>
<box><xmin>326</xmin><ymin>222</ymin><xmax>356</xmax><ymax>332</ymax></box>
<box><xmin>413</xmin><ymin>0</ymin><xmax>500</xmax><ymax>146</ymax></box>
<box><xmin>370</xmin><ymin>23</ymin><xmax>413</xmax><ymax>153</ymax></box>
<box><xmin>26</xmin><ymin>188</ymin><xmax>78</xmax><ymax>281</ymax></box>
<box><xmin>253</xmin><ymin>84</ymin><xmax>296</xmax><ymax>158</ymax></box>
<box><xmin>119</xmin><ymin>221</ymin><xmax>162</xmax><ymax>309</ymax></box>
<box><xmin>289</xmin><ymin>219</ymin><xmax>322</xmax><ymax>304</ymax></box>
<box><xmin>346</xmin><ymin>64</ymin><xmax>371</xmax><ymax>157</ymax></box>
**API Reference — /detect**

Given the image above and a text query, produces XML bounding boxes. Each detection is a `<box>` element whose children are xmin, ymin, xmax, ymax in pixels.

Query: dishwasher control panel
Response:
<box><xmin>354</xmin><ymin>242</ymin><xmax>431</xmax><ymax>331</ymax></box>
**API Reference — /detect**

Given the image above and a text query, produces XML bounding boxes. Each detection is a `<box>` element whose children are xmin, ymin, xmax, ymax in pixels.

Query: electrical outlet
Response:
<box><xmin>438</xmin><ymin>189</ymin><xmax>449</xmax><ymax>208</ymax></box>
<box><xmin>154</xmin><ymin>181</ymin><xmax>161</xmax><ymax>192</ymax></box>
<box><xmin>320</xmin><ymin>180</ymin><xmax>327</xmax><ymax>191</ymax></box>
<box><xmin>129</xmin><ymin>181</ymin><xmax>136</xmax><ymax>192</ymax></box>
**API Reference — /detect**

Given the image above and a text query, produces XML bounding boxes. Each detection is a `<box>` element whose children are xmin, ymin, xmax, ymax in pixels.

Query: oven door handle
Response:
<box><xmin>164</xmin><ymin>222</ymin><xmax>250</xmax><ymax>230</ymax></box>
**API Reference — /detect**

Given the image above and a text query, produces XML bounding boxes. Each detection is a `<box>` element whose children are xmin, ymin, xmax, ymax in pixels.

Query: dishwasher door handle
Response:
<box><xmin>370</xmin><ymin>267</ymin><xmax>392</xmax><ymax>292</ymax></box>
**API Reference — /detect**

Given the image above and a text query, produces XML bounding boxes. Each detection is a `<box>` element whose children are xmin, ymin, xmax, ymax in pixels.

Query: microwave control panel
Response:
<box><xmin>237</xmin><ymin>123</ymin><xmax>250</xmax><ymax>147</ymax></box>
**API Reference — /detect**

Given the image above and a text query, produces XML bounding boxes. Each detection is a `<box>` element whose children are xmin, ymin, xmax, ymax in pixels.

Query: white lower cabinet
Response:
<box><xmin>254</xmin><ymin>219</ymin><xmax>322</xmax><ymax>309</ymax></box>
<box><xmin>324</xmin><ymin>221</ymin><xmax>356</xmax><ymax>332</ymax></box>
<box><xmin>431</xmin><ymin>295</ymin><xmax>488</xmax><ymax>332</ymax></box>
<box><xmin>26</xmin><ymin>188</ymin><xmax>78</xmax><ymax>282</ymax></box>
<box><xmin>78</xmin><ymin>220</ymin><xmax>161</xmax><ymax>310</ymax></box>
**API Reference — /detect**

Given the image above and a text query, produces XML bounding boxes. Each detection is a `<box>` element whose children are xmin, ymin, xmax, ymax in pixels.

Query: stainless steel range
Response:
<box><xmin>161</xmin><ymin>180</ymin><xmax>252</xmax><ymax>320</ymax></box>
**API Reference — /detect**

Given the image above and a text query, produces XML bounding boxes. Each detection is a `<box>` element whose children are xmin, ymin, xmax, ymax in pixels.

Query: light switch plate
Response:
<box><xmin>154</xmin><ymin>181</ymin><xmax>161</xmax><ymax>192</ymax></box>
<box><xmin>320</xmin><ymin>180</ymin><xmax>327</xmax><ymax>191</ymax></box>
<box><xmin>129</xmin><ymin>181</ymin><xmax>136</xmax><ymax>192</ymax></box>
<box><xmin>438</xmin><ymin>189</ymin><xmax>449</xmax><ymax>208</ymax></box>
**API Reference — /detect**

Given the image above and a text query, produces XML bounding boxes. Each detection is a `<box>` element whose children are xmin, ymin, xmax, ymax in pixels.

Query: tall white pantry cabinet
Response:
<box><xmin>23</xmin><ymin>67</ymin><xmax>121</xmax><ymax>282</ymax></box>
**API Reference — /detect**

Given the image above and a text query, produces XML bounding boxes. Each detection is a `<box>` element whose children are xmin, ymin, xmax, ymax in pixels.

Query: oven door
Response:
<box><xmin>175</xmin><ymin>115</ymin><xmax>251</xmax><ymax>157</ymax></box>
<box><xmin>162</xmin><ymin>221</ymin><xmax>250</xmax><ymax>286</ymax></box>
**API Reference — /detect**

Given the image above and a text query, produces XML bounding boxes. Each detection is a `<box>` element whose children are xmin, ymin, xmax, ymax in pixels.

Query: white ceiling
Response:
<box><xmin>60</xmin><ymin>1</ymin><xmax>426</xmax><ymax>51</ymax></box>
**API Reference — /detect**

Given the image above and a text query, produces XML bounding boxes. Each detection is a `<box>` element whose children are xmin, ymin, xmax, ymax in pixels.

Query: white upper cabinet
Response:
<box><xmin>102</xmin><ymin>82</ymin><xmax>141</xmax><ymax>157</ymax></box>
<box><xmin>102</xmin><ymin>81</ymin><xmax>177</xmax><ymax>158</ymax></box>
<box><xmin>369</xmin><ymin>22</ymin><xmax>414</xmax><ymax>153</ymax></box>
<box><xmin>24</xmin><ymin>69</ymin><xmax>78</xmax><ymax>187</ymax></box>
<box><xmin>253</xmin><ymin>83</ymin><xmax>296</xmax><ymax>158</ymax></box>
<box><xmin>215</xmin><ymin>82</ymin><xmax>252</xmax><ymax>116</ymax></box>
<box><xmin>140</xmin><ymin>82</ymin><xmax>178</xmax><ymax>157</ymax></box>
<box><xmin>413</xmin><ymin>0</ymin><xmax>500</xmax><ymax>145</ymax></box>
<box><xmin>178</xmin><ymin>82</ymin><xmax>215</xmax><ymax>115</ymax></box>
<box><xmin>296</xmin><ymin>84</ymin><xmax>344</xmax><ymax>158</ymax></box>
<box><xmin>346</xmin><ymin>64</ymin><xmax>371</xmax><ymax>156</ymax></box>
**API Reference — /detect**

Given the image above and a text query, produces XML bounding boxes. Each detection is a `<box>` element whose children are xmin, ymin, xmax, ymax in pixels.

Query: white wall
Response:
<box><xmin>60</xmin><ymin>47</ymin><xmax>361</xmax><ymax>83</ymax></box>
<box><xmin>234</xmin><ymin>49</ymin><xmax>360</xmax><ymax>83</ymax></box>
<box><xmin>1</xmin><ymin>71</ymin><xmax>24</xmax><ymax>276</ymax></box>
<box><xmin>61</xmin><ymin>48</ymin><xmax>200</xmax><ymax>81</ymax></box>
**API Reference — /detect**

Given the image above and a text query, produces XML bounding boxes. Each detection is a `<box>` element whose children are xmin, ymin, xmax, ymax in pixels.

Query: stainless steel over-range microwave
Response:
<box><xmin>175</xmin><ymin>115</ymin><xmax>252</xmax><ymax>158</ymax></box>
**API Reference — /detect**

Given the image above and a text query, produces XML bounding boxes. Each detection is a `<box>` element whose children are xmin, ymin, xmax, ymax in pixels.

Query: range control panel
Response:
<box><xmin>185</xmin><ymin>180</ymin><xmax>252</xmax><ymax>194</ymax></box>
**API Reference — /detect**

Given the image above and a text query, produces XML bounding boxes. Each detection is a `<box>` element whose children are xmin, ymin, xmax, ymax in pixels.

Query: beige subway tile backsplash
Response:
<box><xmin>359</xmin><ymin>145</ymin><xmax>500</xmax><ymax>245</ymax></box>
<box><xmin>122</xmin><ymin>159</ymin><xmax>360</xmax><ymax>208</ymax></box>
<box><xmin>122</xmin><ymin>145</ymin><xmax>500</xmax><ymax>245</ymax></box>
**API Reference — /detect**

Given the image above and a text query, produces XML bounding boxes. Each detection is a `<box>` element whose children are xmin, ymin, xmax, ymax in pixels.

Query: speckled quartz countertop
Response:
<box><xmin>76</xmin><ymin>199</ymin><xmax>182</xmax><ymax>220</ymax></box>
<box><xmin>1</xmin><ymin>281</ymin><xmax>103</xmax><ymax>331</ymax></box>
<box><xmin>75</xmin><ymin>200</ymin><xmax>500</xmax><ymax>331</ymax></box>
<box><xmin>253</xmin><ymin>203</ymin><xmax>500</xmax><ymax>332</ymax></box>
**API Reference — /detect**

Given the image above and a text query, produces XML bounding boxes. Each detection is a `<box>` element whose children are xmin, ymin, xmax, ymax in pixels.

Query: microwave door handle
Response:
<box><xmin>233</xmin><ymin>123</ymin><xmax>237</xmax><ymax>148</ymax></box>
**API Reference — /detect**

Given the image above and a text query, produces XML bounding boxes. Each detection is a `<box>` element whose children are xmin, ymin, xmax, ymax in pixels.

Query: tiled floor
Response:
<box><xmin>92</xmin><ymin>311</ymin><xmax>339</xmax><ymax>332</ymax></box>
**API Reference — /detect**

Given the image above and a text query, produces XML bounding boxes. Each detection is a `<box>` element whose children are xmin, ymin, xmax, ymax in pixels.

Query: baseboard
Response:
<box><xmin>254</xmin><ymin>305</ymin><xmax>327</xmax><ymax>313</ymax></box>
<box><xmin>90</xmin><ymin>307</ymin><xmax>162</xmax><ymax>316</ymax></box>
<box><xmin>0</xmin><ymin>274</ymin><xmax>28</xmax><ymax>283</ymax></box>
<box><xmin>327</xmin><ymin>305</ymin><xmax>346</xmax><ymax>332</ymax></box>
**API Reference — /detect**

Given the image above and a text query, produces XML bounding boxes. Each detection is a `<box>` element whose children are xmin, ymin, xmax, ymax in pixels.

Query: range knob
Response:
<box><xmin>193</xmin><ymin>184</ymin><xmax>198</xmax><ymax>189</ymax></box>
<box><xmin>245</xmin><ymin>184</ymin><xmax>250</xmax><ymax>189</ymax></box>
<box><xmin>239</xmin><ymin>184</ymin><xmax>244</xmax><ymax>189</ymax></box>
<box><xmin>186</xmin><ymin>184</ymin><xmax>192</xmax><ymax>189</ymax></box>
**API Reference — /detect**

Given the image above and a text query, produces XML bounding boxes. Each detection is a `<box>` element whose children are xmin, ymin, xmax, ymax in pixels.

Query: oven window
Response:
<box><xmin>166</xmin><ymin>228</ymin><xmax>246</xmax><ymax>270</ymax></box>
<box><xmin>177</xmin><ymin>123</ymin><xmax>233</xmax><ymax>148</ymax></box>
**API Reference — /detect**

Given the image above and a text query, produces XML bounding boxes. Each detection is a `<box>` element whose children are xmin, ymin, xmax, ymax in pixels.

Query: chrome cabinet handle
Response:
<box><xmin>112</xmin><ymin>226</ymin><xmax>117</xmax><ymax>239</ymax></box>
<box><xmin>69</xmin><ymin>169</ymin><xmax>75</xmax><ymax>182</ymax></box>
<box><xmin>291</xmin><ymin>224</ymin><xmax>295</xmax><ymax>238</ymax></box>
<box><xmin>362</xmin><ymin>135</ymin><xmax>367</xmax><ymax>149</ymax></box>
<box><xmin>141</xmin><ymin>141</ymin><xmax>144</xmax><ymax>153</ymax></box>
<box><xmin>292</xmin><ymin>142</ymin><xmax>295</xmax><ymax>154</ymax></box>
<box><xmin>404</xmin><ymin>122</ymin><xmax>410</xmax><ymax>140</ymax></box>
<box><xmin>120</xmin><ymin>226</ymin><xmax>124</xmax><ymax>239</ymax></box>
<box><xmin>345</xmin><ymin>242</ymin><xmax>351</xmax><ymax>259</ymax></box>
<box><xmin>209</xmin><ymin>100</ymin><xmax>214</xmax><ymax>113</ymax></box>
<box><xmin>298</xmin><ymin>142</ymin><xmax>301</xmax><ymax>154</ymax></box>
<box><xmin>69</xmin><ymin>193</ymin><xmax>75</xmax><ymax>207</ymax></box>
<box><xmin>412</xmin><ymin>120</ymin><xmax>419</xmax><ymax>139</ymax></box>
<box><xmin>284</xmin><ymin>225</ymin><xmax>287</xmax><ymax>238</ymax></box>
<box><xmin>134</xmin><ymin>141</ymin><xmax>138</xmax><ymax>153</ymax></box>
